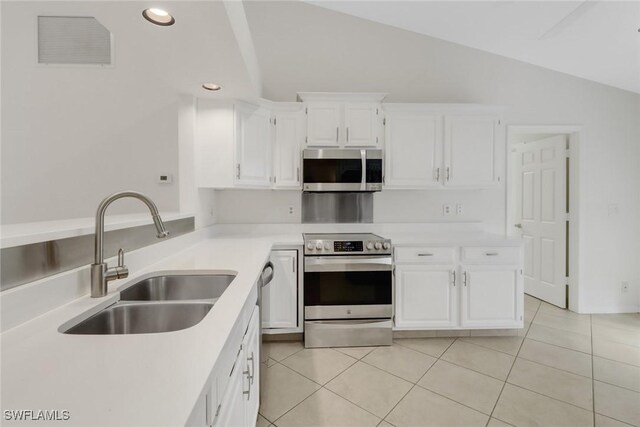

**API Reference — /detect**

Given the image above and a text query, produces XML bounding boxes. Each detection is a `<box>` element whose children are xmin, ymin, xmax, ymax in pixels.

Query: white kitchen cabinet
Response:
<box><xmin>196</xmin><ymin>100</ymin><xmax>271</xmax><ymax>189</ymax></box>
<box><xmin>443</xmin><ymin>115</ymin><xmax>499</xmax><ymax>187</ymax></box>
<box><xmin>213</xmin><ymin>306</ymin><xmax>260</xmax><ymax>427</ymax></box>
<box><xmin>384</xmin><ymin>112</ymin><xmax>442</xmax><ymax>188</ymax></box>
<box><xmin>395</xmin><ymin>265</ymin><xmax>458</xmax><ymax>329</ymax></box>
<box><xmin>262</xmin><ymin>250</ymin><xmax>298</xmax><ymax>329</ymax></box>
<box><xmin>235</xmin><ymin>102</ymin><xmax>272</xmax><ymax>187</ymax></box>
<box><xmin>306</xmin><ymin>103</ymin><xmax>341</xmax><ymax>146</ymax></box>
<box><xmin>460</xmin><ymin>265</ymin><xmax>522</xmax><ymax>328</ymax></box>
<box><xmin>272</xmin><ymin>111</ymin><xmax>304</xmax><ymax>188</ymax></box>
<box><xmin>344</xmin><ymin>103</ymin><xmax>379</xmax><ymax>147</ymax></box>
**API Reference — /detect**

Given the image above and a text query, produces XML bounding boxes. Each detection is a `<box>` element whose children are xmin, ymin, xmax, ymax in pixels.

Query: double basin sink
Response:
<box><xmin>64</xmin><ymin>274</ymin><xmax>236</xmax><ymax>335</ymax></box>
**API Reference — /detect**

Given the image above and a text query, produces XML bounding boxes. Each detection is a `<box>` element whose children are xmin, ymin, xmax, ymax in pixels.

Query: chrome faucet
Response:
<box><xmin>91</xmin><ymin>191</ymin><xmax>169</xmax><ymax>297</ymax></box>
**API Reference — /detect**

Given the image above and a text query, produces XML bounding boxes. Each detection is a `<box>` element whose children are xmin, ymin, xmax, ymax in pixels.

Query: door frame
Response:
<box><xmin>506</xmin><ymin>125</ymin><xmax>582</xmax><ymax>312</ymax></box>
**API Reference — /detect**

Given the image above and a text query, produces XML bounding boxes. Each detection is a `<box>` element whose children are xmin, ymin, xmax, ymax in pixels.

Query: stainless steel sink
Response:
<box><xmin>64</xmin><ymin>302</ymin><xmax>213</xmax><ymax>335</ymax></box>
<box><xmin>119</xmin><ymin>274</ymin><xmax>236</xmax><ymax>302</ymax></box>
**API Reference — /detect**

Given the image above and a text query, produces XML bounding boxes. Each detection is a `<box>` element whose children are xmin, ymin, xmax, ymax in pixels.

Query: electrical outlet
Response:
<box><xmin>288</xmin><ymin>205</ymin><xmax>295</xmax><ymax>216</ymax></box>
<box><xmin>158</xmin><ymin>173</ymin><xmax>173</xmax><ymax>184</ymax></box>
<box><xmin>443</xmin><ymin>204</ymin><xmax>452</xmax><ymax>216</ymax></box>
<box><xmin>621</xmin><ymin>281</ymin><xmax>629</xmax><ymax>293</ymax></box>
<box><xmin>456</xmin><ymin>204</ymin><xmax>463</xmax><ymax>215</ymax></box>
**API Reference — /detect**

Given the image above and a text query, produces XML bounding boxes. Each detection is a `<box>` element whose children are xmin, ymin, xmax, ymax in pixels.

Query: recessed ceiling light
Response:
<box><xmin>142</xmin><ymin>8</ymin><xmax>175</xmax><ymax>26</ymax></box>
<box><xmin>202</xmin><ymin>83</ymin><xmax>222</xmax><ymax>91</ymax></box>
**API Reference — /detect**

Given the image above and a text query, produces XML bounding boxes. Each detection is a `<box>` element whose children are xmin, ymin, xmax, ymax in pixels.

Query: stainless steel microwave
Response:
<box><xmin>302</xmin><ymin>149</ymin><xmax>383</xmax><ymax>192</ymax></box>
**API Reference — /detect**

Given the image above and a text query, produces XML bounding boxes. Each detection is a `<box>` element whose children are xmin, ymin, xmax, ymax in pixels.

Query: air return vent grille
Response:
<box><xmin>38</xmin><ymin>16</ymin><xmax>112</xmax><ymax>65</ymax></box>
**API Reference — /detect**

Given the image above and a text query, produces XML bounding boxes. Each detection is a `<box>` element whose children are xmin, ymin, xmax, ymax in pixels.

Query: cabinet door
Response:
<box><xmin>235</xmin><ymin>103</ymin><xmax>272</xmax><ymax>187</ymax></box>
<box><xmin>243</xmin><ymin>306</ymin><xmax>260</xmax><ymax>427</ymax></box>
<box><xmin>344</xmin><ymin>103</ymin><xmax>379</xmax><ymax>147</ymax></box>
<box><xmin>444</xmin><ymin>115</ymin><xmax>498</xmax><ymax>187</ymax></box>
<box><xmin>214</xmin><ymin>348</ymin><xmax>245</xmax><ymax>427</ymax></box>
<box><xmin>306</xmin><ymin>103</ymin><xmax>341</xmax><ymax>146</ymax></box>
<box><xmin>262</xmin><ymin>251</ymin><xmax>298</xmax><ymax>329</ymax></box>
<box><xmin>384</xmin><ymin>112</ymin><xmax>442</xmax><ymax>188</ymax></box>
<box><xmin>273</xmin><ymin>111</ymin><xmax>304</xmax><ymax>189</ymax></box>
<box><xmin>460</xmin><ymin>265</ymin><xmax>523</xmax><ymax>328</ymax></box>
<box><xmin>395</xmin><ymin>265</ymin><xmax>457</xmax><ymax>329</ymax></box>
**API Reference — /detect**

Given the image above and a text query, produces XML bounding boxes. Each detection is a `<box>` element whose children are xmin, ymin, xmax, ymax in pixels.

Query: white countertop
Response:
<box><xmin>0</xmin><ymin>225</ymin><xmax>519</xmax><ymax>426</ymax></box>
<box><xmin>0</xmin><ymin>236</ymin><xmax>285</xmax><ymax>426</ymax></box>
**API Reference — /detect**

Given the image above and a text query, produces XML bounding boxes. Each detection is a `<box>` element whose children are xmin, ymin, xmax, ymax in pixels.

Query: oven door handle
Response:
<box><xmin>304</xmin><ymin>257</ymin><xmax>393</xmax><ymax>272</ymax></box>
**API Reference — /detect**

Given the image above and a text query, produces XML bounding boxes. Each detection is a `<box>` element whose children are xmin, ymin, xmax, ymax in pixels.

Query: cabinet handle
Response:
<box><xmin>452</xmin><ymin>270</ymin><xmax>456</xmax><ymax>287</ymax></box>
<box><xmin>242</xmin><ymin>366</ymin><xmax>251</xmax><ymax>400</ymax></box>
<box><xmin>463</xmin><ymin>271</ymin><xmax>468</xmax><ymax>287</ymax></box>
<box><xmin>446</xmin><ymin>167</ymin><xmax>450</xmax><ymax>181</ymax></box>
<box><xmin>347</xmin><ymin>127</ymin><xmax>350</xmax><ymax>142</ymax></box>
<box><xmin>247</xmin><ymin>352</ymin><xmax>255</xmax><ymax>385</ymax></box>
<box><xmin>485</xmin><ymin>252</ymin><xmax>499</xmax><ymax>256</ymax></box>
<box><xmin>435</xmin><ymin>168</ymin><xmax>440</xmax><ymax>182</ymax></box>
<box><xmin>236</xmin><ymin>164</ymin><xmax>241</xmax><ymax>179</ymax></box>
<box><xmin>336</xmin><ymin>127</ymin><xmax>339</xmax><ymax>142</ymax></box>
<box><xmin>296</xmin><ymin>167</ymin><xmax>300</xmax><ymax>182</ymax></box>
<box><xmin>417</xmin><ymin>253</ymin><xmax>434</xmax><ymax>257</ymax></box>
<box><xmin>293</xmin><ymin>257</ymin><xmax>296</xmax><ymax>273</ymax></box>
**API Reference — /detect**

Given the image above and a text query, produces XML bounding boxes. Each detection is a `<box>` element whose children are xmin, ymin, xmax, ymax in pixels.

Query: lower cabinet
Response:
<box><xmin>460</xmin><ymin>265</ymin><xmax>522</xmax><ymax>328</ymax></box>
<box><xmin>394</xmin><ymin>265</ymin><xmax>457</xmax><ymax>328</ymax></box>
<box><xmin>262</xmin><ymin>250</ymin><xmax>298</xmax><ymax>329</ymax></box>
<box><xmin>394</xmin><ymin>245</ymin><xmax>523</xmax><ymax>330</ymax></box>
<box><xmin>214</xmin><ymin>305</ymin><xmax>260</xmax><ymax>427</ymax></box>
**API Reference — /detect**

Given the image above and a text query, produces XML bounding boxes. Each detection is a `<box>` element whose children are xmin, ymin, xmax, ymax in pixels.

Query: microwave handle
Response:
<box><xmin>361</xmin><ymin>149</ymin><xmax>366</xmax><ymax>191</ymax></box>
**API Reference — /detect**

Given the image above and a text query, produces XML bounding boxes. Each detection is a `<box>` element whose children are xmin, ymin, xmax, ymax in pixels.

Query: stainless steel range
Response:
<box><xmin>303</xmin><ymin>233</ymin><xmax>393</xmax><ymax>348</ymax></box>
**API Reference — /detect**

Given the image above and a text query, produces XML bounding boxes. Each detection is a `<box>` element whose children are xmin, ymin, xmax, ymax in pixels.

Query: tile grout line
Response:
<box><xmin>487</xmin><ymin>298</ymin><xmax>542</xmax><ymax>426</ymax></box>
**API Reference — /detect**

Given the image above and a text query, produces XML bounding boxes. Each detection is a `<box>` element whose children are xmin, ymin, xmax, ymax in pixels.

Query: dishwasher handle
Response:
<box><xmin>260</xmin><ymin>261</ymin><xmax>274</xmax><ymax>288</ymax></box>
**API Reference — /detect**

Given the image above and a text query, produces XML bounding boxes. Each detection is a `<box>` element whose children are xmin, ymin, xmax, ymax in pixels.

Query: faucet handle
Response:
<box><xmin>117</xmin><ymin>248</ymin><xmax>125</xmax><ymax>267</ymax></box>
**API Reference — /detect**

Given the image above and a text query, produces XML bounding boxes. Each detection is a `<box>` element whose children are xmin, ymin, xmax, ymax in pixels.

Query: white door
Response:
<box><xmin>344</xmin><ymin>103</ymin><xmax>379</xmax><ymax>147</ymax></box>
<box><xmin>235</xmin><ymin>103</ymin><xmax>271</xmax><ymax>187</ymax></box>
<box><xmin>243</xmin><ymin>307</ymin><xmax>260</xmax><ymax>427</ymax></box>
<box><xmin>460</xmin><ymin>265</ymin><xmax>522</xmax><ymax>328</ymax></box>
<box><xmin>444</xmin><ymin>115</ymin><xmax>498</xmax><ymax>187</ymax></box>
<box><xmin>262</xmin><ymin>250</ymin><xmax>298</xmax><ymax>329</ymax></box>
<box><xmin>395</xmin><ymin>265</ymin><xmax>457</xmax><ymax>328</ymax></box>
<box><xmin>273</xmin><ymin>111</ymin><xmax>304</xmax><ymax>188</ymax></box>
<box><xmin>214</xmin><ymin>347</ymin><xmax>245</xmax><ymax>427</ymax></box>
<box><xmin>384</xmin><ymin>112</ymin><xmax>442</xmax><ymax>188</ymax></box>
<box><xmin>306</xmin><ymin>103</ymin><xmax>341</xmax><ymax>146</ymax></box>
<box><xmin>513</xmin><ymin>135</ymin><xmax>567</xmax><ymax>307</ymax></box>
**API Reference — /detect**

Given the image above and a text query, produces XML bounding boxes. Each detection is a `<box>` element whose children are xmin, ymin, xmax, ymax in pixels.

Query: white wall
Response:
<box><xmin>243</xmin><ymin>2</ymin><xmax>640</xmax><ymax>313</ymax></box>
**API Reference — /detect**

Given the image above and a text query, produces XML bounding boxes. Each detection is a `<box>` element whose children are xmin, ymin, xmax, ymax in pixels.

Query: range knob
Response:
<box><xmin>306</xmin><ymin>242</ymin><xmax>315</xmax><ymax>250</ymax></box>
<box><xmin>316</xmin><ymin>241</ymin><xmax>323</xmax><ymax>250</ymax></box>
<box><xmin>366</xmin><ymin>242</ymin><xmax>374</xmax><ymax>250</ymax></box>
<box><xmin>324</xmin><ymin>243</ymin><xmax>331</xmax><ymax>250</ymax></box>
<box><xmin>383</xmin><ymin>242</ymin><xmax>391</xmax><ymax>250</ymax></box>
<box><xmin>374</xmin><ymin>242</ymin><xmax>383</xmax><ymax>250</ymax></box>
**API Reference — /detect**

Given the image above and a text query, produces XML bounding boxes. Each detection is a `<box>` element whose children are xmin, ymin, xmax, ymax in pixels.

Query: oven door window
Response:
<box><xmin>304</xmin><ymin>270</ymin><xmax>392</xmax><ymax>306</ymax></box>
<box><xmin>303</xmin><ymin>159</ymin><xmax>362</xmax><ymax>183</ymax></box>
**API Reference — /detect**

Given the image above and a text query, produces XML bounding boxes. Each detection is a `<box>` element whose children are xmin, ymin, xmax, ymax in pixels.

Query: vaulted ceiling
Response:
<box><xmin>304</xmin><ymin>1</ymin><xmax>640</xmax><ymax>94</ymax></box>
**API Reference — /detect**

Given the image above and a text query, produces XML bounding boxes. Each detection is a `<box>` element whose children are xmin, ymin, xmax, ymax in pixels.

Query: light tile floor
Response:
<box><xmin>259</xmin><ymin>296</ymin><xmax>640</xmax><ymax>427</ymax></box>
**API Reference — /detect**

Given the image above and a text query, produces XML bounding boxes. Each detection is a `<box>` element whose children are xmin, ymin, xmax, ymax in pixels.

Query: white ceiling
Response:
<box><xmin>306</xmin><ymin>1</ymin><xmax>640</xmax><ymax>94</ymax></box>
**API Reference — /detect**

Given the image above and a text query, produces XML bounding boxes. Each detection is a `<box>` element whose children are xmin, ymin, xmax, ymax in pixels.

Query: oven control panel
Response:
<box><xmin>304</xmin><ymin>236</ymin><xmax>392</xmax><ymax>255</ymax></box>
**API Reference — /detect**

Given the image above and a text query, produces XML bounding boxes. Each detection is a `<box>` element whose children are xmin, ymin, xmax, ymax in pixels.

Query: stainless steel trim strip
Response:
<box><xmin>302</xmin><ymin>183</ymin><xmax>364</xmax><ymax>192</ymax></box>
<box><xmin>304</xmin><ymin>256</ymin><xmax>392</xmax><ymax>272</ymax></box>
<box><xmin>303</xmin><ymin>148</ymin><xmax>363</xmax><ymax>159</ymax></box>
<box><xmin>1</xmin><ymin>217</ymin><xmax>195</xmax><ymax>292</ymax></box>
<box><xmin>305</xmin><ymin>304</ymin><xmax>392</xmax><ymax>320</ymax></box>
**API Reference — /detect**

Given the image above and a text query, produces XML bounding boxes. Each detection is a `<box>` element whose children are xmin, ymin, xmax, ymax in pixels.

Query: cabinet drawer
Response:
<box><xmin>395</xmin><ymin>246</ymin><xmax>455</xmax><ymax>264</ymax></box>
<box><xmin>461</xmin><ymin>246</ymin><xmax>520</xmax><ymax>264</ymax></box>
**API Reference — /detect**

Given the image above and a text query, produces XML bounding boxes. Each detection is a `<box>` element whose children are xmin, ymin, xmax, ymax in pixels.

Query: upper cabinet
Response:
<box><xmin>196</xmin><ymin>99</ymin><xmax>271</xmax><ymax>189</ymax></box>
<box><xmin>382</xmin><ymin>105</ymin><xmax>503</xmax><ymax>189</ymax></box>
<box><xmin>300</xmin><ymin>93</ymin><xmax>385</xmax><ymax>148</ymax></box>
<box><xmin>273</xmin><ymin>109</ymin><xmax>305</xmax><ymax>189</ymax></box>
<box><xmin>235</xmin><ymin>102</ymin><xmax>272</xmax><ymax>187</ymax></box>
<box><xmin>444</xmin><ymin>115</ymin><xmax>499</xmax><ymax>187</ymax></box>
